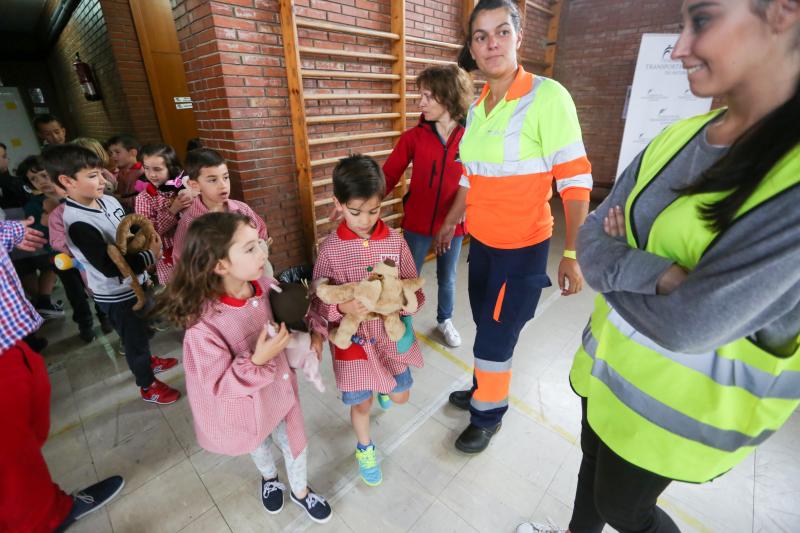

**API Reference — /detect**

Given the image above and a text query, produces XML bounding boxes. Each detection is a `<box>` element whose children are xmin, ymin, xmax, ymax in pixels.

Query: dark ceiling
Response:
<box><xmin>0</xmin><ymin>0</ymin><xmax>79</xmax><ymax>60</ymax></box>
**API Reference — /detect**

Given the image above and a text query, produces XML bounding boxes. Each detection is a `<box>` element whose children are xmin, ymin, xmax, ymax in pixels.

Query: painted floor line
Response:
<box><xmin>284</xmin><ymin>373</ymin><xmax>471</xmax><ymax>533</ymax></box>
<box><xmin>416</xmin><ymin>329</ymin><xmax>577</xmax><ymax>445</ymax></box>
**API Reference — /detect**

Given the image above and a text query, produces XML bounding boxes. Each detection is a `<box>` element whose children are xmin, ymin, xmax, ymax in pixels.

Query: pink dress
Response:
<box><xmin>182</xmin><ymin>277</ymin><xmax>306</xmax><ymax>457</ymax></box>
<box><xmin>310</xmin><ymin>220</ymin><xmax>425</xmax><ymax>394</ymax></box>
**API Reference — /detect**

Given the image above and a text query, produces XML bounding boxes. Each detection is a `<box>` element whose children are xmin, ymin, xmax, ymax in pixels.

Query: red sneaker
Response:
<box><xmin>150</xmin><ymin>355</ymin><xmax>179</xmax><ymax>374</ymax></box>
<box><xmin>141</xmin><ymin>379</ymin><xmax>181</xmax><ymax>405</ymax></box>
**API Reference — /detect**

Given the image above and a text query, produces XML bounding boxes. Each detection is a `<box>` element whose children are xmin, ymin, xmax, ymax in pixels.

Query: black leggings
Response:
<box><xmin>569</xmin><ymin>398</ymin><xmax>680</xmax><ymax>533</ymax></box>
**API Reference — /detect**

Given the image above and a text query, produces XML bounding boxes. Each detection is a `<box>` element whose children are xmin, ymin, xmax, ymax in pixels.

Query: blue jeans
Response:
<box><xmin>340</xmin><ymin>368</ymin><xmax>414</xmax><ymax>405</ymax></box>
<box><xmin>403</xmin><ymin>230</ymin><xmax>463</xmax><ymax>323</ymax></box>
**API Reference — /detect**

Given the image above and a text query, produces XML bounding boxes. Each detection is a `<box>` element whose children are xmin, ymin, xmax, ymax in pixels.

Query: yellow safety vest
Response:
<box><xmin>459</xmin><ymin>66</ymin><xmax>592</xmax><ymax>249</ymax></box>
<box><xmin>570</xmin><ymin>109</ymin><xmax>800</xmax><ymax>482</ymax></box>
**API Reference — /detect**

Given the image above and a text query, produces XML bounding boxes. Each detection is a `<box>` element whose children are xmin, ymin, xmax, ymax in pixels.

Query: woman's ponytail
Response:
<box><xmin>682</xmin><ymin>79</ymin><xmax>800</xmax><ymax>233</ymax></box>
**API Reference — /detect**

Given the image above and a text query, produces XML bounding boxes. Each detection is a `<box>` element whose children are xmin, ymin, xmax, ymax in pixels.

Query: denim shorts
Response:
<box><xmin>340</xmin><ymin>368</ymin><xmax>413</xmax><ymax>405</ymax></box>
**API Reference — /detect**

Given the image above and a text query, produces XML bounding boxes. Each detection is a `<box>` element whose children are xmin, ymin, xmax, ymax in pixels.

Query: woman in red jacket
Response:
<box><xmin>383</xmin><ymin>65</ymin><xmax>474</xmax><ymax>347</ymax></box>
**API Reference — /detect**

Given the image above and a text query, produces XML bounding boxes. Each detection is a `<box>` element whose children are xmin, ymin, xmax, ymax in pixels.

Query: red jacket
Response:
<box><xmin>383</xmin><ymin>118</ymin><xmax>467</xmax><ymax>237</ymax></box>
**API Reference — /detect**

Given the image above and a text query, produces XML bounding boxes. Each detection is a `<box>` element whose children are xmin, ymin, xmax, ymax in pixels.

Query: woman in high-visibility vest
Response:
<box><xmin>518</xmin><ymin>1</ymin><xmax>800</xmax><ymax>532</ymax></box>
<box><xmin>443</xmin><ymin>0</ymin><xmax>592</xmax><ymax>454</ymax></box>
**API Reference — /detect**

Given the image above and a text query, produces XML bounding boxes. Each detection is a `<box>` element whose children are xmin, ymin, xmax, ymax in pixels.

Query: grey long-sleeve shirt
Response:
<box><xmin>577</xmin><ymin>125</ymin><xmax>800</xmax><ymax>356</ymax></box>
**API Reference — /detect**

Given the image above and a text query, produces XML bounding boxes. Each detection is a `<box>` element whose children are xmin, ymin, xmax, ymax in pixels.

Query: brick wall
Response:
<box><xmin>172</xmin><ymin>0</ymin><xmax>305</xmax><ymax>270</ymax></box>
<box><xmin>48</xmin><ymin>0</ymin><xmax>132</xmax><ymax>141</ymax></box>
<box><xmin>170</xmin><ymin>0</ymin><xmax>553</xmax><ymax>268</ymax></box>
<box><xmin>47</xmin><ymin>0</ymin><xmax>161</xmax><ymax>145</ymax></box>
<box><xmin>554</xmin><ymin>0</ymin><xmax>683</xmax><ymax>195</ymax></box>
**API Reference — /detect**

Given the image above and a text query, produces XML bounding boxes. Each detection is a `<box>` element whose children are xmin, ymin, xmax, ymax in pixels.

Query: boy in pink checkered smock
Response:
<box><xmin>308</xmin><ymin>155</ymin><xmax>425</xmax><ymax>488</ymax></box>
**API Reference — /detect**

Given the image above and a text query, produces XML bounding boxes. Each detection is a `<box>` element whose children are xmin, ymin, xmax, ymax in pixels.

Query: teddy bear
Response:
<box><xmin>315</xmin><ymin>259</ymin><xmax>424</xmax><ymax>350</ymax></box>
<box><xmin>106</xmin><ymin>213</ymin><xmax>161</xmax><ymax>311</ymax></box>
<box><xmin>267</xmin><ymin>279</ymin><xmax>324</xmax><ymax>392</ymax></box>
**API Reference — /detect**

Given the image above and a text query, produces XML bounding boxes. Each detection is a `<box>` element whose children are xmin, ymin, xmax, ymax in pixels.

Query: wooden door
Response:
<box><xmin>128</xmin><ymin>0</ymin><xmax>198</xmax><ymax>162</ymax></box>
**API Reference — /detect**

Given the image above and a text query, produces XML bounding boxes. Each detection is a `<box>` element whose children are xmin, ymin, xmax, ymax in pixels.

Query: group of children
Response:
<box><xmin>4</xmin><ymin>114</ymin><xmax>427</xmax><ymax>524</ymax></box>
<box><xmin>155</xmin><ymin>153</ymin><xmax>424</xmax><ymax>522</ymax></box>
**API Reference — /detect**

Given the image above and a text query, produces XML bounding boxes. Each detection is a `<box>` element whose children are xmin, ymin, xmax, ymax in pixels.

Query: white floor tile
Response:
<box><xmin>108</xmin><ymin>459</ymin><xmax>214</xmax><ymax>533</ymax></box>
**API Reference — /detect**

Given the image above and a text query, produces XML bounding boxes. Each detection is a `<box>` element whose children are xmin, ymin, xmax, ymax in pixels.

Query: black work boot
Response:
<box><xmin>454</xmin><ymin>422</ymin><xmax>501</xmax><ymax>454</ymax></box>
<box><xmin>448</xmin><ymin>389</ymin><xmax>472</xmax><ymax>411</ymax></box>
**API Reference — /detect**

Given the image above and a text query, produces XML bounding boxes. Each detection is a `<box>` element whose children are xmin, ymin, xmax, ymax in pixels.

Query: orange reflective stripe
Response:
<box><xmin>493</xmin><ymin>282</ymin><xmax>507</xmax><ymax>322</ymax></box>
<box><xmin>473</xmin><ymin>368</ymin><xmax>512</xmax><ymax>403</ymax></box>
<box><xmin>553</xmin><ymin>156</ymin><xmax>592</xmax><ymax>181</ymax></box>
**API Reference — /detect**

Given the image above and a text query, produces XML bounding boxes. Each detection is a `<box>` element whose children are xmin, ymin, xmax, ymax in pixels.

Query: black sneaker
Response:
<box><xmin>57</xmin><ymin>476</ymin><xmax>125</xmax><ymax>530</ymax></box>
<box><xmin>290</xmin><ymin>488</ymin><xmax>332</xmax><ymax>524</ymax></box>
<box><xmin>261</xmin><ymin>477</ymin><xmax>285</xmax><ymax>514</ymax></box>
<box><xmin>36</xmin><ymin>300</ymin><xmax>65</xmax><ymax>319</ymax></box>
<box><xmin>79</xmin><ymin>328</ymin><xmax>96</xmax><ymax>343</ymax></box>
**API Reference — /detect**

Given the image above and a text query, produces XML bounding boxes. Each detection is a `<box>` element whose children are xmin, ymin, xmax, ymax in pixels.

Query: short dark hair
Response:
<box><xmin>184</xmin><ymin>148</ymin><xmax>225</xmax><ymax>180</ymax></box>
<box><xmin>16</xmin><ymin>155</ymin><xmax>46</xmax><ymax>185</ymax></box>
<box><xmin>40</xmin><ymin>145</ymin><xmax>101</xmax><ymax>184</ymax></box>
<box><xmin>457</xmin><ymin>0</ymin><xmax>522</xmax><ymax>72</ymax></box>
<box><xmin>106</xmin><ymin>134</ymin><xmax>141</xmax><ymax>152</ymax></box>
<box><xmin>0</xmin><ymin>142</ymin><xmax>7</xmax><ymax>151</ymax></box>
<box><xmin>332</xmin><ymin>154</ymin><xmax>386</xmax><ymax>203</ymax></box>
<box><xmin>186</xmin><ymin>137</ymin><xmax>203</xmax><ymax>152</ymax></box>
<box><xmin>33</xmin><ymin>114</ymin><xmax>62</xmax><ymax>131</ymax></box>
<box><xmin>140</xmin><ymin>143</ymin><xmax>183</xmax><ymax>179</ymax></box>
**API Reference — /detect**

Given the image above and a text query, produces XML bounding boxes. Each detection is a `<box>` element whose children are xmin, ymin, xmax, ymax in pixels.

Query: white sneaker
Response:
<box><xmin>437</xmin><ymin>319</ymin><xmax>462</xmax><ymax>347</ymax></box>
<box><xmin>516</xmin><ymin>519</ymin><xmax>567</xmax><ymax>533</ymax></box>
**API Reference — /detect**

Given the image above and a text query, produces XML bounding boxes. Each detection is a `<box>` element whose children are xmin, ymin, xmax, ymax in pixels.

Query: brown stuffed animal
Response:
<box><xmin>107</xmin><ymin>214</ymin><xmax>161</xmax><ymax>310</ymax></box>
<box><xmin>315</xmin><ymin>259</ymin><xmax>424</xmax><ymax>349</ymax></box>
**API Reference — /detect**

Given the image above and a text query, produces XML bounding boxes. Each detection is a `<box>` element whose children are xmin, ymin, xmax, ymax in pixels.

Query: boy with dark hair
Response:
<box><xmin>41</xmin><ymin>144</ymin><xmax>180</xmax><ymax>404</ymax></box>
<box><xmin>172</xmin><ymin>147</ymin><xmax>267</xmax><ymax>264</ymax></box>
<box><xmin>107</xmin><ymin>133</ymin><xmax>143</xmax><ymax>212</ymax></box>
<box><xmin>33</xmin><ymin>114</ymin><xmax>67</xmax><ymax>145</ymax></box>
<box><xmin>309</xmin><ymin>154</ymin><xmax>425</xmax><ymax>487</ymax></box>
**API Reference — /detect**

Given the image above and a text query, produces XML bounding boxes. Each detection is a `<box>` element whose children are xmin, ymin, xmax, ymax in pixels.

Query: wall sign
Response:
<box><xmin>616</xmin><ymin>33</ymin><xmax>712</xmax><ymax>177</ymax></box>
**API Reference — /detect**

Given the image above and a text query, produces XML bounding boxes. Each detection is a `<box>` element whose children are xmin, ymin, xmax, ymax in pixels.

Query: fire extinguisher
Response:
<box><xmin>73</xmin><ymin>53</ymin><xmax>101</xmax><ymax>102</ymax></box>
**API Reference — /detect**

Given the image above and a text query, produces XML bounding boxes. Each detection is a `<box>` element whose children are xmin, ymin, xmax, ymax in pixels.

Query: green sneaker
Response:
<box><xmin>377</xmin><ymin>393</ymin><xmax>392</xmax><ymax>410</ymax></box>
<box><xmin>355</xmin><ymin>444</ymin><xmax>382</xmax><ymax>486</ymax></box>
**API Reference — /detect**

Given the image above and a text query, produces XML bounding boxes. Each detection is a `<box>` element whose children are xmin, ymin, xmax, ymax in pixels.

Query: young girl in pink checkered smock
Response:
<box><xmin>134</xmin><ymin>144</ymin><xmax>193</xmax><ymax>284</ymax></box>
<box><xmin>154</xmin><ymin>212</ymin><xmax>332</xmax><ymax>524</ymax></box>
<box><xmin>309</xmin><ymin>155</ymin><xmax>425</xmax><ymax>488</ymax></box>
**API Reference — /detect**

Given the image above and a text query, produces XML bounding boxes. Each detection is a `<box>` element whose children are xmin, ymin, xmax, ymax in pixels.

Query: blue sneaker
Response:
<box><xmin>56</xmin><ymin>475</ymin><xmax>125</xmax><ymax>531</ymax></box>
<box><xmin>290</xmin><ymin>488</ymin><xmax>332</xmax><ymax>524</ymax></box>
<box><xmin>355</xmin><ymin>444</ymin><xmax>382</xmax><ymax>486</ymax></box>
<box><xmin>377</xmin><ymin>393</ymin><xmax>392</xmax><ymax>410</ymax></box>
<box><xmin>261</xmin><ymin>476</ymin><xmax>285</xmax><ymax>514</ymax></box>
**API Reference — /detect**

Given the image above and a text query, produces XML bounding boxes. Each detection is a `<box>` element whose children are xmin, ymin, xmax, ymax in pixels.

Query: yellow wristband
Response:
<box><xmin>563</xmin><ymin>249</ymin><xmax>577</xmax><ymax>260</ymax></box>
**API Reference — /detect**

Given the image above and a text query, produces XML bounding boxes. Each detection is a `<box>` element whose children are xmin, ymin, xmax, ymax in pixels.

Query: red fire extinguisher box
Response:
<box><xmin>72</xmin><ymin>53</ymin><xmax>101</xmax><ymax>102</ymax></box>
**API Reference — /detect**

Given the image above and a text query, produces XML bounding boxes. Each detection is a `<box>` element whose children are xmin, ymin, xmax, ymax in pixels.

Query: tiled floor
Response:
<box><xmin>39</xmin><ymin>206</ymin><xmax>800</xmax><ymax>532</ymax></box>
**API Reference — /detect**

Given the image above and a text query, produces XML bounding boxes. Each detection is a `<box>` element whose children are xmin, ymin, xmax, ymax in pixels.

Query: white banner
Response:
<box><xmin>616</xmin><ymin>33</ymin><xmax>712</xmax><ymax>178</ymax></box>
